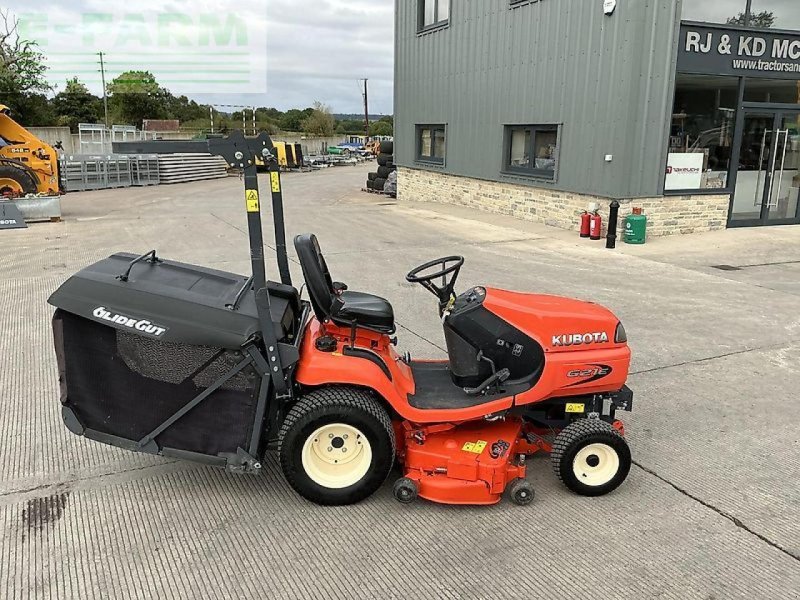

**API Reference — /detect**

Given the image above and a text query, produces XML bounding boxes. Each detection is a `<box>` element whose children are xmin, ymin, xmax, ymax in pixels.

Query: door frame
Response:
<box><xmin>728</xmin><ymin>102</ymin><xmax>800</xmax><ymax>228</ymax></box>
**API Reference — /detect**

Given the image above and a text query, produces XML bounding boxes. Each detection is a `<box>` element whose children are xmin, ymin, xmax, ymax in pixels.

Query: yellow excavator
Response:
<box><xmin>0</xmin><ymin>104</ymin><xmax>61</xmax><ymax>197</ymax></box>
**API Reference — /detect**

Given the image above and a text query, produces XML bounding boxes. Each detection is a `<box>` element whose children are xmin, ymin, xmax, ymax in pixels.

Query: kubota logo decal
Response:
<box><xmin>93</xmin><ymin>307</ymin><xmax>167</xmax><ymax>337</ymax></box>
<box><xmin>552</xmin><ymin>332</ymin><xmax>609</xmax><ymax>347</ymax></box>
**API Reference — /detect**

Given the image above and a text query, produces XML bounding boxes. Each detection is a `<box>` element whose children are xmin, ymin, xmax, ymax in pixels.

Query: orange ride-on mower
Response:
<box><xmin>48</xmin><ymin>132</ymin><xmax>633</xmax><ymax>507</ymax></box>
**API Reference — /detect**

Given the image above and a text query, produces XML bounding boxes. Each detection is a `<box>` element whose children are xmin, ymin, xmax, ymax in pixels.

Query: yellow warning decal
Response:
<box><xmin>462</xmin><ymin>440</ymin><xmax>487</xmax><ymax>454</ymax></box>
<box><xmin>270</xmin><ymin>172</ymin><xmax>281</xmax><ymax>192</ymax></box>
<box><xmin>565</xmin><ymin>403</ymin><xmax>585</xmax><ymax>414</ymax></box>
<box><xmin>246</xmin><ymin>189</ymin><xmax>260</xmax><ymax>212</ymax></box>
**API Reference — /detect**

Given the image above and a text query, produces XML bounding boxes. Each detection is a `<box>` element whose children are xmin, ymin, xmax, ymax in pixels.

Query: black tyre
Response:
<box><xmin>278</xmin><ymin>386</ymin><xmax>395</xmax><ymax>506</ymax></box>
<box><xmin>377</xmin><ymin>165</ymin><xmax>395</xmax><ymax>178</ymax></box>
<box><xmin>373</xmin><ymin>177</ymin><xmax>386</xmax><ymax>190</ymax></box>
<box><xmin>506</xmin><ymin>478</ymin><xmax>535</xmax><ymax>506</ymax></box>
<box><xmin>367</xmin><ymin>172</ymin><xmax>378</xmax><ymax>181</ymax></box>
<box><xmin>377</xmin><ymin>153</ymin><xmax>392</xmax><ymax>166</ymax></box>
<box><xmin>392</xmin><ymin>477</ymin><xmax>418</xmax><ymax>504</ymax></box>
<box><xmin>379</xmin><ymin>140</ymin><xmax>394</xmax><ymax>154</ymax></box>
<box><xmin>551</xmin><ymin>419</ymin><xmax>631</xmax><ymax>497</ymax></box>
<box><xmin>0</xmin><ymin>164</ymin><xmax>38</xmax><ymax>196</ymax></box>
<box><xmin>365</xmin><ymin>180</ymin><xmax>375</xmax><ymax>190</ymax></box>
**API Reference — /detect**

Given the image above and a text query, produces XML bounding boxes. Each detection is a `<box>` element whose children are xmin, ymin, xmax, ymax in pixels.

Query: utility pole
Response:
<box><xmin>361</xmin><ymin>79</ymin><xmax>370</xmax><ymax>140</ymax></box>
<box><xmin>210</xmin><ymin>107</ymin><xmax>215</xmax><ymax>134</ymax></box>
<box><xmin>97</xmin><ymin>52</ymin><xmax>109</xmax><ymax>128</ymax></box>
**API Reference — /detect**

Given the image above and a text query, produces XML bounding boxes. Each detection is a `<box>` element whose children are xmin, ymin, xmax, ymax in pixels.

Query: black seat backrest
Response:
<box><xmin>294</xmin><ymin>233</ymin><xmax>335</xmax><ymax>321</ymax></box>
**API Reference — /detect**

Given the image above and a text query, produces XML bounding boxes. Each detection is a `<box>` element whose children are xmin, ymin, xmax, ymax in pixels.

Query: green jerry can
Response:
<box><xmin>624</xmin><ymin>207</ymin><xmax>647</xmax><ymax>244</ymax></box>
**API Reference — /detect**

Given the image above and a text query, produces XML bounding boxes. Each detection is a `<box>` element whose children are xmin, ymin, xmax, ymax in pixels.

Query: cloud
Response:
<box><xmin>6</xmin><ymin>0</ymin><xmax>394</xmax><ymax>114</ymax></box>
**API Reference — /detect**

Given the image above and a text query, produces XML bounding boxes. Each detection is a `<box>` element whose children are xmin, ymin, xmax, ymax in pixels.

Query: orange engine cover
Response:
<box><xmin>481</xmin><ymin>288</ymin><xmax>630</xmax><ymax>405</ymax></box>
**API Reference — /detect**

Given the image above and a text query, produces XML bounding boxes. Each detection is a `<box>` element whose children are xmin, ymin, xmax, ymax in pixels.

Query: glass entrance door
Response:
<box><xmin>730</xmin><ymin>110</ymin><xmax>800</xmax><ymax>226</ymax></box>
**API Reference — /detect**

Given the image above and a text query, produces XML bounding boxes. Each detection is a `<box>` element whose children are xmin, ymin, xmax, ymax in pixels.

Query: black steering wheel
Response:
<box><xmin>406</xmin><ymin>256</ymin><xmax>465</xmax><ymax>309</ymax></box>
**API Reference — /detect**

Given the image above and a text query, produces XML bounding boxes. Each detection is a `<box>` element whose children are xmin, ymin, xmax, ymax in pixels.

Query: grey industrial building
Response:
<box><xmin>394</xmin><ymin>0</ymin><xmax>800</xmax><ymax>236</ymax></box>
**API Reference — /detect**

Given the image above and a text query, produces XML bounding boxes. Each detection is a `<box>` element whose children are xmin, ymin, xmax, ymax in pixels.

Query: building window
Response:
<box><xmin>743</xmin><ymin>78</ymin><xmax>800</xmax><ymax>105</ymax></box>
<box><xmin>665</xmin><ymin>74</ymin><xmax>738</xmax><ymax>192</ymax></box>
<box><xmin>503</xmin><ymin>125</ymin><xmax>559</xmax><ymax>180</ymax></box>
<box><xmin>416</xmin><ymin>125</ymin><xmax>446</xmax><ymax>164</ymax></box>
<box><xmin>419</xmin><ymin>0</ymin><xmax>449</xmax><ymax>31</ymax></box>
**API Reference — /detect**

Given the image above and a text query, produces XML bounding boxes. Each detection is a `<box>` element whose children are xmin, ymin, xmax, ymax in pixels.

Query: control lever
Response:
<box><xmin>464</xmin><ymin>368</ymin><xmax>510</xmax><ymax>396</ymax></box>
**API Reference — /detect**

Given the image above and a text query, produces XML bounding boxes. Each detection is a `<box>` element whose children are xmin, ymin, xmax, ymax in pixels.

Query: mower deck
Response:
<box><xmin>401</xmin><ymin>419</ymin><xmax>527</xmax><ymax>505</ymax></box>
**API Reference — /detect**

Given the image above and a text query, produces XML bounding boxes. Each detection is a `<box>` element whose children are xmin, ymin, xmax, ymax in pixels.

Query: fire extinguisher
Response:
<box><xmin>579</xmin><ymin>211</ymin><xmax>591</xmax><ymax>238</ymax></box>
<box><xmin>590</xmin><ymin>211</ymin><xmax>602</xmax><ymax>240</ymax></box>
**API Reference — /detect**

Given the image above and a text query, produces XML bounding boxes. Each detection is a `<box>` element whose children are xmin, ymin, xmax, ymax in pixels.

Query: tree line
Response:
<box><xmin>0</xmin><ymin>10</ymin><xmax>392</xmax><ymax>137</ymax></box>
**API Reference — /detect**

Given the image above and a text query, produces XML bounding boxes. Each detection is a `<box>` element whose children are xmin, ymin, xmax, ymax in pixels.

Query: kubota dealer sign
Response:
<box><xmin>678</xmin><ymin>24</ymin><xmax>800</xmax><ymax>79</ymax></box>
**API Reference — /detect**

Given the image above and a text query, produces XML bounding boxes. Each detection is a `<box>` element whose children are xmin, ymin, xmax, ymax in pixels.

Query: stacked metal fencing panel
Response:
<box><xmin>130</xmin><ymin>154</ymin><xmax>160</xmax><ymax>186</ymax></box>
<box><xmin>156</xmin><ymin>154</ymin><xmax>228</xmax><ymax>184</ymax></box>
<box><xmin>61</xmin><ymin>154</ymin><xmax>161</xmax><ymax>192</ymax></box>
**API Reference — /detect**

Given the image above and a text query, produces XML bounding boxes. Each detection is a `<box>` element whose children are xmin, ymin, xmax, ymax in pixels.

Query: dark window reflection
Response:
<box><xmin>666</xmin><ymin>74</ymin><xmax>739</xmax><ymax>190</ymax></box>
<box><xmin>743</xmin><ymin>78</ymin><xmax>800</xmax><ymax>103</ymax></box>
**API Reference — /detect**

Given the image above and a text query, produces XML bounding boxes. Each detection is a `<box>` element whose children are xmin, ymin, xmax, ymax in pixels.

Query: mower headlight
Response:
<box><xmin>615</xmin><ymin>322</ymin><xmax>627</xmax><ymax>344</ymax></box>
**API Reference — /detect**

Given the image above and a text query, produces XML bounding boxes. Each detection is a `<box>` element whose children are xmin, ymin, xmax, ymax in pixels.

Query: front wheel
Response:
<box><xmin>278</xmin><ymin>387</ymin><xmax>395</xmax><ymax>505</ymax></box>
<box><xmin>551</xmin><ymin>419</ymin><xmax>631</xmax><ymax>496</ymax></box>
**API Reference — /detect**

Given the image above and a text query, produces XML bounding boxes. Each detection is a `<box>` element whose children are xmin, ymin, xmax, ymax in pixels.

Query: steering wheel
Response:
<box><xmin>406</xmin><ymin>256</ymin><xmax>465</xmax><ymax>308</ymax></box>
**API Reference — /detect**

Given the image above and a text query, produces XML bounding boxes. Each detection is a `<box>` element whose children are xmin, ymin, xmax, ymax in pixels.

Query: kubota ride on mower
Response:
<box><xmin>48</xmin><ymin>132</ymin><xmax>633</xmax><ymax>507</ymax></box>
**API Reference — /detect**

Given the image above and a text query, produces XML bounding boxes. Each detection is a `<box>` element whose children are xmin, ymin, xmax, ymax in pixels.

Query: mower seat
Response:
<box><xmin>294</xmin><ymin>233</ymin><xmax>395</xmax><ymax>334</ymax></box>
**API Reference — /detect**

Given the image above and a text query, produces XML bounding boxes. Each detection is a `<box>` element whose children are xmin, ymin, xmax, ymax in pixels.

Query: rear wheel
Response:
<box><xmin>279</xmin><ymin>387</ymin><xmax>395</xmax><ymax>505</ymax></box>
<box><xmin>0</xmin><ymin>164</ymin><xmax>37</xmax><ymax>197</ymax></box>
<box><xmin>551</xmin><ymin>419</ymin><xmax>631</xmax><ymax>496</ymax></box>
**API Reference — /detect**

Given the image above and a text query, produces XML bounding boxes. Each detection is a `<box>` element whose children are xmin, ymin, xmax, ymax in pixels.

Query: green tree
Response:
<box><xmin>337</xmin><ymin>119</ymin><xmax>365</xmax><ymax>135</ymax></box>
<box><xmin>728</xmin><ymin>11</ymin><xmax>775</xmax><ymax>28</ymax></box>
<box><xmin>302</xmin><ymin>101</ymin><xmax>336</xmax><ymax>136</ymax></box>
<box><xmin>107</xmin><ymin>70</ymin><xmax>168</xmax><ymax>127</ymax></box>
<box><xmin>369</xmin><ymin>120</ymin><xmax>393</xmax><ymax>137</ymax></box>
<box><xmin>280</xmin><ymin>108</ymin><xmax>313</xmax><ymax>132</ymax></box>
<box><xmin>163</xmin><ymin>94</ymin><xmax>208</xmax><ymax>123</ymax></box>
<box><xmin>0</xmin><ymin>9</ymin><xmax>54</xmax><ymax>125</ymax></box>
<box><xmin>52</xmin><ymin>77</ymin><xmax>103</xmax><ymax>132</ymax></box>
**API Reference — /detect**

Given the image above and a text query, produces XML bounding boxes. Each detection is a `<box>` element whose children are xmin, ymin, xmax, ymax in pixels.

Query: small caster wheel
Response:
<box><xmin>507</xmin><ymin>479</ymin><xmax>535</xmax><ymax>506</ymax></box>
<box><xmin>392</xmin><ymin>477</ymin><xmax>418</xmax><ymax>504</ymax></box>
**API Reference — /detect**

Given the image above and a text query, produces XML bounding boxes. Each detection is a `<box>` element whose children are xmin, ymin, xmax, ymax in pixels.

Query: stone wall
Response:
<box><xmin>398</xmin><ymin>167</ymin><xmax>730</xmax><ymax>237</ymax></box>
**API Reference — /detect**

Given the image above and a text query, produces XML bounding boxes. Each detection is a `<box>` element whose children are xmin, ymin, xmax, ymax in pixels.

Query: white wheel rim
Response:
<box><xmin>572</xmin><ymin>443</ymin><xmax>620</xmax><ymax>487</ymax></box>
<box><xmin>301</xmin><ymin>423</ymin><xmax>372</xmax><ymax>489</ymax></box>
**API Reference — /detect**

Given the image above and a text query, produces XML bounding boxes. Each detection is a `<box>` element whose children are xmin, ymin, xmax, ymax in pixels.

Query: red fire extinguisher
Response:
<box><xmin>579</xmin><ymin>211</ymin><xmax>591</xmax><ymax>238</ymax></box>
<box><xmin>590</xmin><ymin>211</ymin><xmax>602</xmax><ymax>240</ymax></box>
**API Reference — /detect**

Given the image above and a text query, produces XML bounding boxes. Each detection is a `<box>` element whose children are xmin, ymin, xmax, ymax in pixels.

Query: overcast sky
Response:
<box><xmin>682</xmin><ymin>0</ymin><xmax>800</xmax><ymax>28</ymax></box>
<box><xmin>7</xmin><ymin>0</ymin><xmax>395</xmax><ymax>114</ymax></box>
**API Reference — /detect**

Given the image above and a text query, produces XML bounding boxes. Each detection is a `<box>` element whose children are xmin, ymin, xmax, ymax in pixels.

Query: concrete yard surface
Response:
<box><xmin>1</xmin><ymin>164</ymin><xmax>799</xmax><ymax>599</ymax></box>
